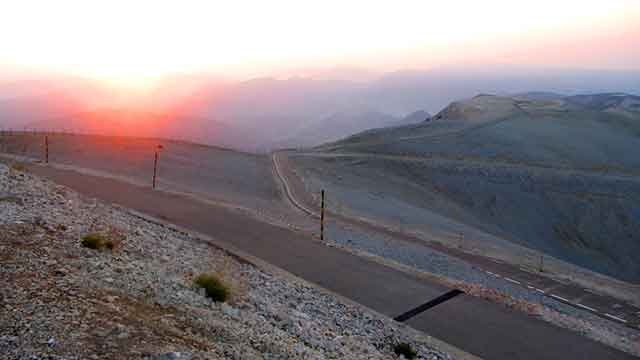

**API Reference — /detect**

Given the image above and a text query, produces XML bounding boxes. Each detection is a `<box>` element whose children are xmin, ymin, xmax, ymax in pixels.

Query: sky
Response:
<box><xmin>1</xmin><ymin>0</ymin><xmax>639</xmax><ymax>87</ymax></box>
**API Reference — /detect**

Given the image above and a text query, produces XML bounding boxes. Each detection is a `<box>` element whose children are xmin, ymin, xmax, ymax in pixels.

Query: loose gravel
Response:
<box><xmin>0</xmin><ymin>162</ymin><xmax>455</xmax><ymax>360</ymax></box>
<box><xmin>323</xmin><ymin>218</ymin><xmax>640</xmax><ymax>356</ymax></box>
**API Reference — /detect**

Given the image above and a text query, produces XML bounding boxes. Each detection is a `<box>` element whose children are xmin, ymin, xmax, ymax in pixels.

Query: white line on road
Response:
<box><xmin>535</xmin><ymin>288</ymin><xmax>546</xmax><ymax>294</ymax></box>
<box><xmin>550</xmin><ymin>294</ymin><xmax>570</xmax><ymax>303</ymax></box>
<box><xmin>576</xmin><ymin>303</ymin><xmax>598</xmax><ymax>313</ymax></box>
<box><xmin>604</xmin><ymin>313</ymin><xmax>628</xmax><ymax>323</ymax></box>
<box><xmin>526</xmin><ymin>285</ymin><xmax>535</xmax><ymax>290</ymax></box>
<box><xmin>504</xmin><ymin>277</ymin><xmax>521</xmax><ymax>285</ymax></box>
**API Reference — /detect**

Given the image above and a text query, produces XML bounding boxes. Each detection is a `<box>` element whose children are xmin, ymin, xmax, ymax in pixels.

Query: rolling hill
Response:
<box><xmin>292</xmin><ymin>93</ymin><xmax>640</xmax><ymax>282</ymax></box>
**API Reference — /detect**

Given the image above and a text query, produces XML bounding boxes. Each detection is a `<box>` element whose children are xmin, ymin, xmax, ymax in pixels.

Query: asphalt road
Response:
<box><xmin>27</xmin><ymin>163</ymin><xmax>636</xmax><ymax>360</ymax></box>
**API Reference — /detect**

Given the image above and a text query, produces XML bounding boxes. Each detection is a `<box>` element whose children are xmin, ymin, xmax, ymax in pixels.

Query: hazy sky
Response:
<box><xmin>1</xmin><ymin>0</ymin><xmax>639</xmax><ymax>87</ymax></box>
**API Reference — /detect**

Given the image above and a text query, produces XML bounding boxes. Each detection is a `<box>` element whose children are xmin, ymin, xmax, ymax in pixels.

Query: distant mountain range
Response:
<box><xmin>1</xmin><ymin>67</ymin><xmax>639</xmax><ymax>152</ymax></box>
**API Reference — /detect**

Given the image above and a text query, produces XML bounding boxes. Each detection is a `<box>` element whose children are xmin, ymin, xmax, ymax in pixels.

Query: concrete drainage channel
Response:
<box><xmin>394</xmin><ymin>290</ymin><xmax>465</xmax><ymax>322</ymax></box>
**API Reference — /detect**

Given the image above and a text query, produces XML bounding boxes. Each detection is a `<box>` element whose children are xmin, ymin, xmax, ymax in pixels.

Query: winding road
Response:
<box><xmin>20</xmin><ymin>159</ymin><xmax>636</xmax><ymax>360</ymax></box>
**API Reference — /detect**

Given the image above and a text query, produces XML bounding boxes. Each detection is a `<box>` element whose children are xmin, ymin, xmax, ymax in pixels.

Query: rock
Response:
<box><xmin>151</xmin><ymin>352</ymin><xmax>191</xmax><ymax>360</ymax></box>
<box><xmin>34</xmin><ymin>216</ymin><xmax>46</xmax><ymax>227</ymax></box>
<box><xmin>221</xmin><ymin>303</ymin><xmax>240</xmax><ymax>319</ymax></box>
<box><xmin>1</xmin><ymin>335</ymin><xmax>18</xmax><ymax>343</ymax></box>
<box><xmin>54</xmin><ymin>268</ymin><xmax>67</xmax><ymax>276</ymax></box>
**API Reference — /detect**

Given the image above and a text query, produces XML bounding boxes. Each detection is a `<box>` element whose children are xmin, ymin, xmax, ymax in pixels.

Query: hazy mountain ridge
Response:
<box><xmin>1</xmin><ymin>68</ymin><xmax>639</xmax><ymax>152</ymax></box>
<box><xmin>326</xmin><ymin>93</ymin><xmax>640</xmax><ymax>172</ymax></box>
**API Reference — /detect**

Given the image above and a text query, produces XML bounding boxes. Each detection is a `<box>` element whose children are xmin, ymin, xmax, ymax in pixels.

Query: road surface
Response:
<box><xmin>25</xmin><ymin>163</ymin><xmax>635</xmax><ymax>360</ymax></box>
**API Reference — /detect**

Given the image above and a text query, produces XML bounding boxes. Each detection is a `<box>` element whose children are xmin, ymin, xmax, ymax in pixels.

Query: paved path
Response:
<box><xmin>273</xmin><ymin>151</ymin><xmax>640</xmax><ymax>330</ymax></box>
<box><xmin>25</xmin><ymin>163</ymin><xmax>636</xmax><ymax>360</ymax></box>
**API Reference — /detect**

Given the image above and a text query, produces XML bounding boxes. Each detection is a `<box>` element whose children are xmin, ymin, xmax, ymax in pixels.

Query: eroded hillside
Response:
<box><xmin>294</xmin><ymin>93</ymin><xmax>640</xmax><ymax>282</ymax></box>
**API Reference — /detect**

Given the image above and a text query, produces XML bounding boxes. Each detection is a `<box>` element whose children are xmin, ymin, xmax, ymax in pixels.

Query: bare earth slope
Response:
<box><xmin>0</xmin><ymin>133</ymin><xmax>297</xmax><ymax>225</ymax></box>
<box><xmin>0</xmin><ymin>162</ymin><xmax>459</xmax><ymax>360</ymax></box>
<box><xmin>294</xmin><ymin>93</ymin><xmax>640</xmax><ymax>282</ymax></box>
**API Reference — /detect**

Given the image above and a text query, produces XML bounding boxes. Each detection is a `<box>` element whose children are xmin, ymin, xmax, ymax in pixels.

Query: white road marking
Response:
<box><xmin>527</xmin><ymin>285</ymin><xmax>535</xmax><ymax>290</ymax></box>
<box><xmin>604</xmin><ymin>313</ymin><xmax>628</xmax><ymax>323</ymax></box>
<box><xmin>504</xmin><ymin>277</ymin><xmax>521</xmax><ymax>285</ymax></box>
<box><xmin>576</xmin><ymin>303</ymin><xmax>598</xmax><ymax>313</ymax></box>
<box><xmin>551</xmin><ymin>294</ymin><xmax>570</xmax><ymax>303</ymax></box>
<box><xmin>535</xmin><ymin>288</ymin><xmax>546</xmax><ymax>294</ymax></box>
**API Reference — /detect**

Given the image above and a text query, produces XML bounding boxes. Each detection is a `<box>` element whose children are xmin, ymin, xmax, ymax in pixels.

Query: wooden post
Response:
<box><xmin>45</xmin><ymin>136</ymin><xmax>49</xmax><ymax>164</ymax></box>
<box><xmin>539</xmin><ymin>255</ymin><xmax>544</xmax><ymax>272</ymax></box>
<box><xmin>320</xmin><ymin>190</ymin><xmax>325</xmax><ymax>241</ymax></box>
<box><xmin>152</xmin><ymin>144</ymin><xmax>164</xmax><ymax>189</ymax></box>
<box><xmin>152</xmin><ymin>150</ymin><xmax>159</xmax><ymax>189</ymax></box>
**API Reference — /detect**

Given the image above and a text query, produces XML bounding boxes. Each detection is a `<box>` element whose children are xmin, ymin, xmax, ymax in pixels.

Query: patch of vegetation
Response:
<box><xmin>393</xmin><ymin>342</ymin><xmax>417</xmax><ymax>359</ymax></box>
<box><xmin>194</xmin><ymin>273</ymin><xmax>229</xmax><ymax>302</ymax></box>
<box><xmin>81</xmin><ymin>233</ymin><xmax>115</xmax><ymax>250</ymax></box>
<box><xmin>0</xmin><ymin>194</ymin><xmax>21</xmax><ymax>204</ymax></box>
<box><xmin>11</xmin><ymin>162</ymin><xmax>26</xmax><ymax>172</ymax></box>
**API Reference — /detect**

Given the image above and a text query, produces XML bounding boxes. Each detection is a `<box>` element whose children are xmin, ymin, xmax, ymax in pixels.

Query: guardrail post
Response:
<box><xmin>320</xmin><ymin>190</ymin><xmax>325</xmax><ymax>241</ymax></box>
<box><xmin>153</xmin><ymin>151</ymin><xmax>159</xmax><ymax>189</ymax></box>
<box><xmin>539</xmin><ymin>255</ymin><xmax>544</xmax><ymax>272</ymax></box>
<box><xmin>152</xmin><ymin>144</ymin><xmax>164</xmax><ymax>189</ymax></box>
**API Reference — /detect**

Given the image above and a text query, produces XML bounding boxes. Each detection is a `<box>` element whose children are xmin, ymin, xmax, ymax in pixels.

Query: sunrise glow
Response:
<box><xmin>1</xmin><ymin>0</ymin><xmax>639</xmax><ymax>86</ymax></box>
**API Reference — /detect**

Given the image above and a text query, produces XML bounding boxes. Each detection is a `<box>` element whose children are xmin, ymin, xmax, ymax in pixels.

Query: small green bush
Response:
<box><xmin>394</xmin><ymin>342</ymin><xmax>417</xmax><ymax>359</ymax></box>
<box><xmin>194</xmin><ymin>274</ymin><xmax>229</xmax><ymax>302</ymax></box>
<box><xmin>81</xmin><ymin>233</ymin><xmax>114</xmax><ymax>250</ymax></box>
<box><xmin>11</xmin><ymin>162</ymin><xmax>26</xmax><ymax>172</ymax></box>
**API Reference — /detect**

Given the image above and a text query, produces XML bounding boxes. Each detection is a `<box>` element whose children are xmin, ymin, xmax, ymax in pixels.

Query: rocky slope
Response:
<box><xmin>0</xmin><ymin>162</ymin><xmax>456</xmax><ymax>360</ymax></box>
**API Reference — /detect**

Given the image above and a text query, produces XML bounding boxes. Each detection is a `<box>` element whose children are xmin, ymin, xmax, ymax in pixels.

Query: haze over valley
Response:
<box><xmin>2</xmin><ymin>67</ymin><xmax>640</xmax><ymax>152</ymax></box>
<box><xmin>2</xmin><ymin>1</ymin><xmax>640</xmax><ymax>359</ymax></box>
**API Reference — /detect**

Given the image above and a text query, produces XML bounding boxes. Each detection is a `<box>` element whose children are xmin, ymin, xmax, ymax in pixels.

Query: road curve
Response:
<box><xmin>24</xmin><ymin>162</ymin><xmax>637</xmax><ymax>360</ymax></box>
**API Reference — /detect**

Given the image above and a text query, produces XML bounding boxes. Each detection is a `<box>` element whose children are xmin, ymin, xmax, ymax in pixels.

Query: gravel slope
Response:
<box><xmin>0</xmin><ymin>162</ymin><xmax>457</xmax><ymax>360</ymax></box>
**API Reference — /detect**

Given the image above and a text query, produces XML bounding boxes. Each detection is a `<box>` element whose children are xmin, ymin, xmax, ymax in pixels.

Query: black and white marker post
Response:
<box><xmin>320</xmin><ymin>190</ymin><xmax>325</xmax><ymax>241</ymax></box>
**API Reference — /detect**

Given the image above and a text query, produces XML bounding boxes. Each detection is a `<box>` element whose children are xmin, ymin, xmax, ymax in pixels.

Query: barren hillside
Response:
<box><xmin>292</xmin><ymin>93</ymin><xmax>640</xmax><ymax>282</ymax></box>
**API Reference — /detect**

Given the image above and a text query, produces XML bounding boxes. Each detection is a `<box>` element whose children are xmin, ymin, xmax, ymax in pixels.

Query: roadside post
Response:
<box><xmin>320</xmin><ymin>190</ymin><xmax>325</xmax><ymax>241</ymax></box>
<box><xmin>152</xmin><ymin>144</ymin><xmax>164</xmax><ymax>189</ymax></box>
<box><xmin>45</xmin><ymin>135</ymin><xmax>49</xmax><ymax>164</ymax></box>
